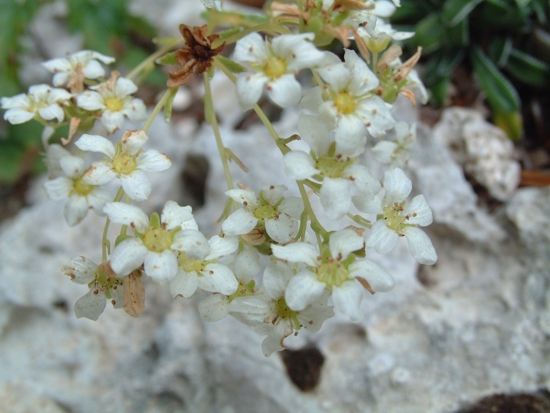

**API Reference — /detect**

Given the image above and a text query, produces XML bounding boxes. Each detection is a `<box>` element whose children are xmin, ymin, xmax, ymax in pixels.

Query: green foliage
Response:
<box><xmin>392</xmin><ymin>0</ymin><xmax>550</xmax><ymax>140</ymax></box>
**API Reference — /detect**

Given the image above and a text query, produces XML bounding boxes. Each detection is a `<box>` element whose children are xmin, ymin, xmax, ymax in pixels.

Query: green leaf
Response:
<box><xmin>470</xmin><ymin>46</ymin><xmax>520</xmax><ymax>113</ymax></box>
<box><xmin>505</xmin><ymin>48</ymin><xmax>550</xmax><ymax>86</ymax></box>
<box><xmin>493</xmin><ymin>110</ymin><xmax>523</xmax><ymax>141</ymax></box>
<box><xmin>532</xmin><ymin>0</ymin><xmax>548</xmax><ymax>24</ymax></box>
<box><xmin>163</xmin><ymin>87</ymin><xmax>178</xmax><ymax>123</ymax></box>
<box><xmin>216</xmin><ymin>55</ymin><xmax>245</xmax><ymax>73</ymax></box>
<box><xmin>428</xmin><ymin>76</ymin><xmax>451</xmax><ymax>107</ymax></box>
<box><xmin>156</xmin><ymin>51</ymin><xmax>178</xmax><ymax>66</ymax></box>
<box><xmin>0</xmin><ymin>142</ymin><xmax>25</xmax><ymax>183</ymax></box>
<box><xmin>443</xmin><ymin>0</ymin><xmax>483</xmax><ymax>26</ymax></box>
<box><xmin>487</xmin><ymin>36</ymin><xmax>513</xmax><ymax>67</ymax></box>
<box><xmin>414</xmin><ymin>14</ymin><xmax>447</xmax><ymax>54</ymax></box>
<box><xmin>446</xmin><ymin>18</ymin><xmax>469</xmax><ymax>47</ymax></box>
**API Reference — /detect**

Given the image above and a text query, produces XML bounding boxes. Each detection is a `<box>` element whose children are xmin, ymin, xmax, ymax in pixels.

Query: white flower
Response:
<box><xmin>201</xmin><ymin>0</ymin><xmax>222</xmax><ymax>9</ymax></box>
<box><xmin>75</xmin><ymin>130</ymin><xmax>171</xmax><ymax>201</ymax></box>
<box><xmin>42</xmin><ymin>50</ymin><xmax>115</xmax><ymax>88</ymax></box>
<box><xmin>372</xmin><ymin>121</ymin><xmax>415</xmax><ymax>167</ymax></box>
<box><xmin>1</xmin><ymin>84</ymin><xmax>72</xmax><ymax>124</ymax></box>
<box><xmin>103</xmin><ymin>201</ymin><xmax>199</xmax><ymax>280</ymax></box>
<box><xmin>284</xmin><ymin>114</ymin><xmax>380</xmax><ymax>220</ymax></box>
<box><xmin>222</xmin><ymin>185</ymin><xmax>304</xmax><ymax>243</ymax></box>
<box><xmin>356</xmin><ymin>15</ymin><xmax>414</xmax><ymax>53</ymax></box>
<box><xmin>198</xmin><ymin>247</ymin><xmax>262</xmax><ymax>322</ymax></box>
<box><xmin>228</xmin><ymin>260</ymin><xmax>334</xmax><ymax>356</ymax></box>
<box><xmin>76</xmin><ymin>73</ymin><xmax>146</xmax><ymax>133</ymax></box>
<box><xmin>302</xmin><ymin>49</ymin><xmax>396</xmax><ymax>150</ymax></box>
<box><xmin>61</xmin><ymin>256</ymin><xmax>124</xmax><ymax>320</ymax></box>
<box><xmin>233</xmin><ymin>32</ymin><xmax>326</xmax><ymax>110</ymax></box>
<box><xmin>169</xmin><ymin>233</ymin><xmax>239</xmax><ymax>298</ymax></box>
<box><xmin>271</xmin><ymin>229</ymin><xmax>394</xmax><ymax>321</ymax></box>
<box><xmin>43</xmin><ymin>144</ymin><xmax>110</xmax><ymax>227</ymax></box>
<box><xmin>353</xmin><ymin>168</ymin><xmax>437</xmax><ymax>264</ymax></box>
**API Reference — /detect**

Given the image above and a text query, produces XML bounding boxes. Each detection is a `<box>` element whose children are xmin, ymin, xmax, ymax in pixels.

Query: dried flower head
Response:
<box><xmin>168</xmin><ymin>24</ymin><xmax>225</xmax><ymax>87</ymax></box>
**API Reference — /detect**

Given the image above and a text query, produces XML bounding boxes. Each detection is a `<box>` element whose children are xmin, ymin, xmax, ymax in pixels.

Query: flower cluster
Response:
<box><xmin>0</xmin><ymin>0</ymin><xmax>439</xmax><ymax>357</ymax></box>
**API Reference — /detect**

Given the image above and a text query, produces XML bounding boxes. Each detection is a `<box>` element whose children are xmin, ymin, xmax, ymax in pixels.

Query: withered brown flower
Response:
<box><xmin>167</xmin><ymin>24</ymin><xmax>225</xmax><ymax>87</ymax></box>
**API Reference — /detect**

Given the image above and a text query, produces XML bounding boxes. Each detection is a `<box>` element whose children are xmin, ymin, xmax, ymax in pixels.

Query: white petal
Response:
<box><xmin>103</xmin><ymin>202</ymin><xmax>149</xmax><ymax>232</ymax></box>
<box><xmin>285</xmin><ymin>271</ymin><xmax>326</xmax><ymax>311</ymax></box>
<box><xmin>87</xmin><ymin>189</ymin><xmax>109</xmax><ymax>213</ymax></box>
<box><xmin>334</xmin><ymin>115</ymin><xmax>366</xmax><ymax>156</ymax></box>
<box><xmin>109</xmin><ymin>284</ymin><xmax>124</xmax><ymax>309</ymax></box>
<box><xmin>82</xmin><ymin>60</ymin><xmax>106</xmax><ymax>79</ymax></box>
<box><xmin>198</xmin><ymin>294</ymin><xmax>229</xmax><ymax>321</ymax></box>
<box><xmin>205</xmin><ymin>235</ymin><xmax>239</xmax><ymax>260</ymax></box>
<box><xmin>120</xmin><ymin>129</ymin><xmax>147</xmax><ymax>153</ymax></box>
<box><xmin>101</xmin><ymin>110</ymin><xmax>124</xmax><ymax>133</ymax></box>
<box><xmin>329</xmin><ymin>228</ymin><xmax>364</xmax><ymax>260</ymax></box>
<box><xmin>144</xmin><ymin>250</ymin><xmax>178</xmax><ymax>281</ymax></box>
<box><xmin>161</xmin><ymin>201</ymin><xmax>197</xmax><ymax>231</ymax></box>
<box><xmin>297</xmin><ymin>113</ymin><xmax>331</xmax><ymax>155</ymax></box>
<box><xmin>76</xmin><ymin>91</ymin><xmax>105</xmax><ymax>111</ymax></box>
<box><xmin>172</xmin><ymin>229</ymin><xmax>209</xmax><ymax>259</ymax></box>
<box><xmin>332</xmin><ymin>280</ymin><xmax>363</xmax><ymax>322</ymax></box>
<box><xmin>344</xmin><ymin>164</ymin><xmax>381</xmax><ymax>195</ymax></box>
<box><xmin>372</xmin><ymin>140</ymin><xmax>398</xmax><ymax>164</ymax></box>
<box><xmin>75</xmin><ymin>134</ymin><xmax>115</xmax><ymax>158</ymax></box>
<box><xmin>383</xmin><ymin>168</ymin><xmax>411</xmax><ymax>203</ymax></box>
<box><xmin>318</xmin><ymin>63</ymin><xmax>350</xmax><ymax>91</ymax></box>
<box><xmin>349</xmin><ymin>259</ymin><xmax>395</xmax><ymax>292</ymax></box>
<box><xmin>38</xmin><ymin>104</ymin><xmax>64</xmax><ymax>122</ymax></box>
<box><xmin>297</xmin><ymin>294</ymin><xmax>334</xmax><ymax>333</ymax></box>
<box><xmin>83</xmin><ymin>161</ymin><xmax>116</xmax><ymax>185</ymax></box>
<box><xmin>300</xmin><ymin>86</ymin><xmax>324</xmax><ymax>112</ymax></box>
<box><xmin>283</xmin><ymin>151</ymin><xmax>318</xmax><ymax>180</ymax></box>
<box><xmin>42</xmin><ymin>57</ymin><xmax>72</xmax><ymax>73</ymax></box>
<box><xmin>261</xmin><ymin>184</ymin><xmax>287</xmax><ymax>205</ymax></box>
<box><xmin>367</xmin><ymin>219</ymin><xmax>399</xmax><ymax>254</ymax></box>
<box><xmin>262</xmin><ymin>320</ymin><xmax>293</xmax><ymax>356</ymax></box>
<box><xmin>234</xmin><ymin>248</ymin><xmax>261</xmax><ymax>282</ymax></box>
<box><xmin>320</xmin><ymin>177</ymin><xmax>351</xmax><ymax>220</ymax></box>
<box><xmin>236</xmin><ymin>72</ymin><xmax>266</xmax><ymax>110</ymax></box>
<box><xmin>221</xmin><ymin>209</ymin><xmax>258</xmax><ymax>236</ymax></box>
<box><xmin>198</xmin><ymin>263</ymin><xmax>238</xmax><ymax>295</ymax></box>
<box><xmin>356</xmin><ymin>97</ymin><xmax>396</xmax><ymax>138</ymax></box>
<box><xmin>115</xmin><ymin>77</ymin><xmax>138</xmax><ymax>96</ymax></box>
<box><xmin>263</xmin><ymin>260</ymin><xmax>292</xmax><ymax>300</ymax></box>
<box><xmin>233</xmin><ymin>32</ymin><xmax>269</xmax><ymax>64</ymax></box>
<box><xmin>225</xmin><ymin>188</ymin><xmax>258</xmax><ymax>208</ymax></box>
<box><xmin>43</xmin><ymin>177</ymin><xmax>72</xmax><ymax>200</ymax></box>
<box><xmin>74</xmin><ymin>288</ymin><xmax>106</xmax><ymax>320</ymax></box>
<box><xmin>61</xmin><ymin>256</ymin><xmax>97</xmax><ymax>284</ymax></box>
<box><xmin>345</xmin><ymin>49</ymin><xmax>379</xmax><ymax>92</ymax></box>
<box><xmin>276</xmin><ymin>34</ymin><xmax>325</xmax><ymax>71</ymax></box>
<box><xmin>124</xmin><ymin>99</ymin><xmax>146</xmax><ymax>122</ymax></box>
<box><xmin>120</xmin><ymin>170</ymin><xmax>151</xmax><ymax>201</ymax></box>
<box><xmin>403</xmin><ymin>227</ymin><xmax>437</xmax><ymax>265</ymax></box>
<box><xmin>136</xmin><ymin>149</ymin><xmax>171</xmax><ymax>172</ymax></box>
<box><xmin>267</xmin><ymin>75</ymin><xmax>301</xmax><ymax>108</ymax></box>
<box><xmin>353</xmin><ymin>192</ymin><xmax>384</xmax><ymax>215</ymax></box>
<box><xmin>1</xmin><ymin>93</ymin><xmax>29</xmax><ymax>109</ymax></box>
<box><xmin>110</xmin><ymin>238</ymin><xmax>148</xmax><ymax>276</ymax></box>
<box><xmin>64</xmin><ymin>196</ymin><xmax>90</xmax><ymax>226</ymax></box>
<box><xmin>271</xmin><ymin>243</ymin><xmax>319</xmax><ymax>267</ymax></box>
<box><xmin>227</xmin><ymin>296</ymin><xmax>272</xmax><ymax>326</ymax></box>
<box><xmin>169</xmin><ymin>269</ymin><xmax>198</xmax><ymax>298</ymax></box>
<box><xmin>4</xmin><ymin>108</ymin><xmax>34</xmax><ymax>124</ymax></box>
<box><xmin>278</xmin><ymin>197</ymin><xmax>304</xmax><ymax>220</ymax></box>
<box><xmin>403</xmin><ymin>195</ymin><xmax>433</xmax><ymax>226</ymax></box>
<box><xmin>59</xmin><ymin>155</ymin><xmax>86</xmax><ymax>178</ymax></box>
<box><xmin>265</xmin><ymin>214</ymin><xmax>297</xmax><ymax>243</ymax></box>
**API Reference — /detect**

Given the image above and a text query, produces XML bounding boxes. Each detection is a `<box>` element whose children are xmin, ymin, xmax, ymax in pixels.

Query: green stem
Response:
<box><xmin>142</xmin><ymin>89</ymin><xmax>171</xmax><ymax>133</ymax></box>
<box><xmin>211</xmin><ymin>23</ymin><xmax>292</xmax><ymax>49</ymax></box>
<box><xmin>203</xmin><ymin>72</ymin><xmax>234</xmax><ymax>190</ymax></box>
<box><xmin>102</xmin><ymin>187</ymin><xmax>125</xmax><ymax>262</ymax></box>
<box><xmin>126</xmin><ymin>41</ymin><xmax>181</xmax><ymax>81</ymax></box>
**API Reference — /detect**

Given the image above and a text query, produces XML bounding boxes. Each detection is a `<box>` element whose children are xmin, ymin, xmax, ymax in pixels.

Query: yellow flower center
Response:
<box><xmin>383</xmin><ymin>201</ymin><xmax>408</xmax><ymax>233</ymax></box>
<box><xmin>105</xmin><ymin>97</ymin><xmax>123</xmax><ymax>112</ymax></box>
<box><xmin>335</xmin><ymin>92</ymin><xmax>356</xmax><ymax>115</ymax></box>
<box><xmin>264</xmin><ymin>57</ymin><xmax>287</xmax><ymax>79</ymax></box>
<box><xmin>316</xmin><ymin>261</ymin><xmax>349</xmax><ymax>288</ymax></box>
<box><xmin>316</xmin><ymin>156</ymin><xmax>355</xmax><ymax>179</ymax></box>
<box><xmin>143</xmin><ymin>227</ymin><xmax>173</xmax><ymax>252</ymax></box>
<box><xmin>276</xmin><ymin>296</ymin><xmax>295</xmax><ymax>318</ymax></box>
<box><xmin>73</xmin><ymin>177</ymin><xmax>93</xmax><ymax>195</ymax></box>
<box><xmin>178</xmin><ymin>252</ymin><xmax>205</xmax><ymax>274</ymax></box>
<box><xmin>111</xmin><ymin>153</ymin><xmax>137</xmax><ymax>176</ymax></box>
<box><xmin>253</xmin><ymin>205</ymin><xmax>276</xmax><ymax>220</ymax></box>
